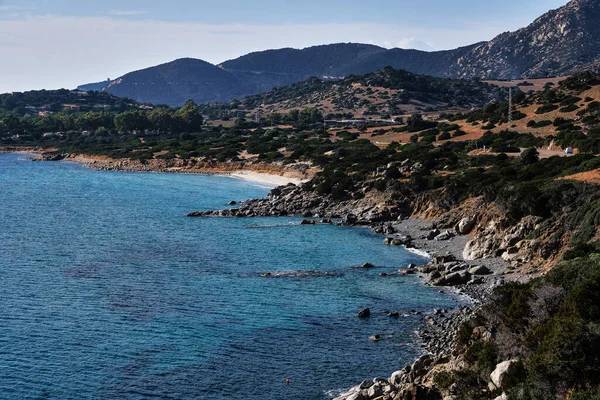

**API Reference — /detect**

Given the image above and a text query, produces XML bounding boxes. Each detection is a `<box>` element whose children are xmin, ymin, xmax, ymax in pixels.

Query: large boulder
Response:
<box><xmin>427</xmin><ymin>229</ymin><xmax>441</xmax><ymax>240</ymax></box>
<box><xmin>490</xmin><ymin>360</ymin><xmax>522</xmax><ymax>391</ymax></box>
<box><xmin>357</xmin><ymin>308</ymin><xmax>371</xmax><ymax>318</ymax></box>
<box><xmin>435</xmin><ymin>230</ymin><xmax>455</xmax><ymax>241</ymax></box>
<box><xmin>456</xmin><ymin>217</ymin><xmax>476</xmax><ymax>234</ymax></box>
<box><xmin>432</xmin><ymin>271</ymin><xmax>471</xmax><ymax>286</ymax></box>
<box><xmin>469</xmin><ymin>265</ymin><xmax>492</xmax><ymax>275</ymax></box>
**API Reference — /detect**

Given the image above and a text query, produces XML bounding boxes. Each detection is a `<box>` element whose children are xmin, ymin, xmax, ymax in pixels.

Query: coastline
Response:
<box><xmin>189</xmin><ymin>185</ymin><xmax>513</xmax><ymax>400</ymax></box>
<box><xmin>4</xmin><ymin>147</ymin><xmax>511</xmax><ymax>399</ymax></box>
<box><xmin>0</xmin><ymin>148</ymin><xmax>310</xmax><ymax>188</ymax></box>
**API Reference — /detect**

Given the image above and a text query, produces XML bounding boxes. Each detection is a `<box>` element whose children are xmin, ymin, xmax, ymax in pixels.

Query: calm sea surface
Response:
<box><xmin>0</xmin><ymin>153</ymin><xmax>457</xmax><ymax>399</ymax></box>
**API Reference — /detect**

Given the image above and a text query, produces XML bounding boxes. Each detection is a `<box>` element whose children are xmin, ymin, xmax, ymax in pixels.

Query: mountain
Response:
<box><xmin>78</xmin><ymin>0</ymin><xmax>600</xmax><ymax>106</ymax></box>
<box><xmin>447</xmin><ymin>0</ymin><xmax>600</xmax><ymax>79</ymax></box>
<box><xmin>99</xmin><ymin>58</ymin><xmax>256</xmax><ymax>106</ymax></box>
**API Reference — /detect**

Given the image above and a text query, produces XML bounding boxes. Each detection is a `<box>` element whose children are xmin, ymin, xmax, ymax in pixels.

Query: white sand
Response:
<box><xmin>230</xmin><ymin>171</ymin><xmax>306</xmax><ymax>187</ymax></box>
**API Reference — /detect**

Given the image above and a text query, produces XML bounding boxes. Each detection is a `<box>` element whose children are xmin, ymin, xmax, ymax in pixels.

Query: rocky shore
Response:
<box><xmin>188</xmin><ymin>182</ymin><xmax>529</xmax><ymax>400</ymax></box>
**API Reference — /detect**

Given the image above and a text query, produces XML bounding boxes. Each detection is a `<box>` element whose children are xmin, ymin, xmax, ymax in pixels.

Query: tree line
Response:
<box><xmin>0</xmin><ymin>100</ymin><xmax>203</xmax><ymax>139</ymax></box>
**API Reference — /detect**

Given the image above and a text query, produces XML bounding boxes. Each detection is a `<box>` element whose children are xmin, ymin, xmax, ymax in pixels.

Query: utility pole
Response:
<box><xmin>508</xmin><ymin>87</ymin><xmax>513</xmax><ymax>126</ymax></box>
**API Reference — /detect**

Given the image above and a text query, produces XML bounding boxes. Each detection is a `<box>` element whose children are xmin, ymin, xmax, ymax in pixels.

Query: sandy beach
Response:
<box><xmin>229</xmin><ymin>171</ymin><xmax>306</xmax><ymax>187</ymax></box>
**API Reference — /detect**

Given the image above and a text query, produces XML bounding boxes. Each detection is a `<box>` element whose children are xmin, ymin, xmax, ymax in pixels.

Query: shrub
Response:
<box><xmin>536</xmin><ymin>104</ymin><xmax>559</xmax><ymax>114</ymax></box>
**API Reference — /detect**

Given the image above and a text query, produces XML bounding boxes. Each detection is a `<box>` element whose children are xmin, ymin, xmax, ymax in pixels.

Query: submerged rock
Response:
<box><xmin>357</xmin><ymin>308</ymin><xmax>371</xmax><ymax>318</ymax></box>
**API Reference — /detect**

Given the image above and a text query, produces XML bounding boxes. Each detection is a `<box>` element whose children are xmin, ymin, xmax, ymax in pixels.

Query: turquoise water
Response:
<box><xmin>0</xmin><ymin>153</ymin><xmax>457</xmax><ymax>399</ymax></box>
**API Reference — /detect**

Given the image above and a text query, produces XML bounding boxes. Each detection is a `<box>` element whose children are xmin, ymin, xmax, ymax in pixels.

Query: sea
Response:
<box><xmin>0</xmin><ymin>153</ymin><xmax>458</xmax><ymax>399</ymax></box>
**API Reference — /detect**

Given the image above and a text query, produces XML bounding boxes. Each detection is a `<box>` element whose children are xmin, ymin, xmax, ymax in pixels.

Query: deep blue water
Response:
<box><xmin>0</xmin><ymin>153</ymin><xmax>457</xmax><ymax>400</ymax></box>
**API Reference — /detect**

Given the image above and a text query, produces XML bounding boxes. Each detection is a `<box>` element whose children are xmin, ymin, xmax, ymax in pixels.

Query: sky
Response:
<box><xmin>0</xmin><ymin>0</ymin><xmax>568</xmax><ymax>93</ymax></box>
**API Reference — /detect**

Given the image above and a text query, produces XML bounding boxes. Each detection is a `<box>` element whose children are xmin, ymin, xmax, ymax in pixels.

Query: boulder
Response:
<box><xmin>400</xmin><ymin>269</ymin><xmax>417</xmax><ymax>276</ymax></box>
<box><xmin>227</xmin><ymin>200</ymin><xmax>237</xmax><ymax>205</ymax></box>
<box><xmin>359</xmin><ymin>380</ymin><xmax>374</xmax><ymax>390</ymax></box>
<box><xmin>367</xmin><ymin>384</ymin><xmax>384</xmax><ymax>398</ymax></box>
<box><xmin>362</xmin><ymin>263</ymin><xmax>375</xmax><ymax>269</ymax></box>
<box><xmin>373</xmin><ymin>226</ymin><xmax>384</xmax><ymax>234</ymax></box>
<box><xmin>435</xmin><ymin>230</ymin><xmax>455</xmax><ymax>241</ymax></box>
<box><xmin>411</xmin><ymin>354</ymin><xmax>434</xmax><ymax>377</ymax></box>
<box><xmin>390</xmin><ymin>368</ymin><xmax>409</xmax><ymax>385</ymax></box>
<box><xmin>456</xmin><ymin>217</ymin><xmax>476</xmax><ymax>234</ymax></box>
<box><xmin>469</xmin><ymin>265</ymin><xmax>492</xmax><ymax>275</ymax></box>
<box><xmin>490</xmin><ymin>360</ymin><xmax>521</xmax><ymax>391</ymax></box>
<box><xmin>391</xmin><ymin>239</ymin><xmax>405</xmax><ymax>246</ymax></box>
<box><xmin>342</xmin><ymin>213</ymin><xmax>358</xmax><ymax>226</ymax></box>
<box><xmin>369</xmin><ymin>335</ymin><xmax>381</xmax><ymax>341</ymax></box>
<box><xmin>300</xmin><ymin>219</ymin><xmax>316</xmax><ymax>225</ymax></box>
<box><xmin>345</xmin><ymin>392</ymin><xmax>365</xmax><ymax>400</ymax></box>
<box><xmin>427</xmin><ymin>229</ymin><xmax>441</xmax><ymax>240</ymax></box>
<box><xmin>388</xmin><ymin>312</ymin><xmax>400</xmax><ymax>318</ymax></box>
<box><xmin>429</xmin><ymin>270</ymin><xmax>442</xmax><ymax>280</ymax></box>
<box><xmin>432</xmin><ymin>271</ymin><xmax>471</xmax><ymax>286</ymax></box>
<box><xmin>358</xmin><ymin>308</ymin><xmax>371</xmax><ymax>318</ymax></box>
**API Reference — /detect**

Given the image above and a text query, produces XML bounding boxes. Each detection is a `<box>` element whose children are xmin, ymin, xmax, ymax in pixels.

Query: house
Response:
<box><xmin>38</xmin><ymin>111</ymin><xmax>54</xmax><ymax>118</ymax></box>
<box><xmin>63</xmin><ymin>104</ymin><xmax>81</xmax><ymax>111</ymax></box>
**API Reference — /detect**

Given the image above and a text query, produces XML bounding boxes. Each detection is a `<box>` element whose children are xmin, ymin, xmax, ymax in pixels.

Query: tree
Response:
<box><xmin>1</xmin><ymin>115</ymin><xmax>21</xmax><ymax>133</ymax></box>
<box><xmin>174</xmin><ymin>100</ymin><xmax>203</xmax><ymax>133</ymax></box>
<box><xmin>114</xmin><ymin>110</ymin><xmax>149</xmax><ymax>133</ymax></box>
<box><xmin>148</xmin><ymin>109</ymin><xmax>173</xmax><ymax>133</ymax></box>
<box><xmin>520</xmin><ymin>148</ymin><xmax>539</xmax><ymax>165</ymax></box>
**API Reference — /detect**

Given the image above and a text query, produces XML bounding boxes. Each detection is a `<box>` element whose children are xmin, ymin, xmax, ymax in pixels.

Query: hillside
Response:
<box><xmin>100</xmin><ymin>58</ymin><xmax>253</xmax><ymax>107</ymax></box>
<box><xmin>231</xmin><ymin>67</ymin><xmax>506</xmax><ymax>121</ymax></box>
<box><xmin>0</xmin><ymin>89</ymin><xmax>145</xmax><ymax>117</ymax></box>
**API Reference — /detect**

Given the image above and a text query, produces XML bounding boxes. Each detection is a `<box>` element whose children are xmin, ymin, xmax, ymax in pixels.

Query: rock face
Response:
<box><xmin>446</xmin><ymin>0</ymin><xmax>600</xmax><ymax>79</ymax></box>
<box><xmin>463</xmin><ymin>216</ymin><xmax>542</xmax><ymax>263</ymax></box>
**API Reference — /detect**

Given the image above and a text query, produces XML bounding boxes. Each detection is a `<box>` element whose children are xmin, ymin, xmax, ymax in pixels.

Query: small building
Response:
<box><xmin>63</xmin><ymin>104</ymin><xmax>81</xmax><ymax>111</ymax></box>
<box><xmin>565</xmin><ymin>147</ymin><xmax>574</xmax><ymax>154</ymax></box>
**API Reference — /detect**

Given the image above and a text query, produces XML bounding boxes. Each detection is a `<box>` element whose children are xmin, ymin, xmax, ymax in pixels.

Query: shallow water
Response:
<box><xmin>0</xmin><ymin>154</ymin><xmax>457</xmax><ymax>399</ymax></box>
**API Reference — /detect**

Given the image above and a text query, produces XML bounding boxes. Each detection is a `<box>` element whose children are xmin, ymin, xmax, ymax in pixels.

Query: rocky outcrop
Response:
<box><xmin>463</xmin><ymin>216</ymin><xmax>544</xmax><ymax>265</ymax></box>
<box><xmin>490</xmin><ymin>360</ymin><xmax>522</xmax><ymax>392</ymax></box>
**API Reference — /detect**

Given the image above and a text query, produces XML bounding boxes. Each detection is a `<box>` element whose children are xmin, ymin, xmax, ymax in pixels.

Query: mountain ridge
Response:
<box><xmin>78</xmin><ymin>0</ymin><xmax>600</xmax><ymax>106</ymax></box>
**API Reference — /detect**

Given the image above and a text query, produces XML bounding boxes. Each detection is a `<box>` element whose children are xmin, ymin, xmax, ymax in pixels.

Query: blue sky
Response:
<box><xmin>0</xmin><ymin>0</ymin><xmax>568</xmax><ymax>93</ymax></box>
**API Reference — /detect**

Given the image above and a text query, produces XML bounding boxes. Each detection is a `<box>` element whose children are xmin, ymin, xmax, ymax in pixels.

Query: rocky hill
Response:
<box><xmin>78</xmin><ymin>0</ymin><xmax>600</xmax><ymax>106</ymax></box>
<box><xmin>448</xmin><ymin>0</ymin><xmax>600</xmax><ymax>79</ymax></box>
<box><xmin>235</xmin><ymin>67</ymin><xmax>505</xmax><ymax>119</ymax></box>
